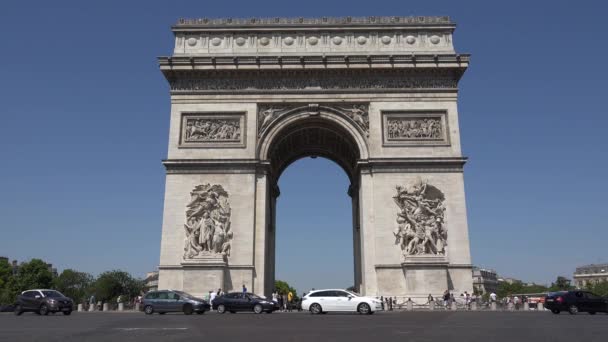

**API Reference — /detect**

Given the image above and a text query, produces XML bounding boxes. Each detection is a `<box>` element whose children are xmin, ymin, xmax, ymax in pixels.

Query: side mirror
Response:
<box><xmin>348</xmin><ymin>295</ymin><xmax>353</xmax><ymax>300</ymax></box>
<box><xmin>35</xmin><ymin>295</ymin><xmax>41</xmax><ymax>299</ymax></box>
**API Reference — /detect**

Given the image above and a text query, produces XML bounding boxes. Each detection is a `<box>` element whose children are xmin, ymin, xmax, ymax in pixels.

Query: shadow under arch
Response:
<box><xmin>257</xmin><ymin>106</ymin><xmax>370</xmax><ymax>184</ymax></box>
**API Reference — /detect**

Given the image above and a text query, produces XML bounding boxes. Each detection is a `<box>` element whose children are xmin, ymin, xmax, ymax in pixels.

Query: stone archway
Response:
<box><xmin>157</xmin><ymin>16</ymin><xmax>474</xmax><ymax>301</ymax></box>
<box><xmin>255</xmin><ymin>104</ymin><xmax>369</xmax><ymax>295</ymax></box>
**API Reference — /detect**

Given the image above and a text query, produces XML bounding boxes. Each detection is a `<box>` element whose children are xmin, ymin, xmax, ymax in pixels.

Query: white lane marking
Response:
<box><xmin>114</xmin><ymin>328</ymin><xmax>188</xmax><ymax>331</ymax></box>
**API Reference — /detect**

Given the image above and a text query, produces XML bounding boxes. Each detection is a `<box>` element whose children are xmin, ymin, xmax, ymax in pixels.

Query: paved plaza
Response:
<box><xmin>1</xmin><ymin>311</ymin><xmax>607</xmax><ymax>342</ymax></box>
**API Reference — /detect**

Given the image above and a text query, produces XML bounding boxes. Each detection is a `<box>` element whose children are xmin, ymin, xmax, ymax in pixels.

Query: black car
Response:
<box><xmin>14</xmin><ymin>289</ymin><xmax>73</xmax><ymax>316</ymax></box>
<box><xmin>212</xmin><ymin>292</ymin><xmax>278</xmax><ymax>314</ymax></box>
<box><xmin>142</xmin><ymin>290</ymin><xmax>210</xmax><ymax>315</ymax></box>
<box><xmin>544</xmin><ymin>290</ymin><xmax>608</xmax><ymax>315</ymax></box>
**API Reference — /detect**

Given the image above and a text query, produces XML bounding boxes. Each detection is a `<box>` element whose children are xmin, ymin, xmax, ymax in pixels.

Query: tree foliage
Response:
<box><xmin>54</xmin><ymin>269</ymin><xmax>94</xmax><ymax>303</ymax></box>
<box><xmin>496</xmin><ymin>281</ymin><xmax>549</xmax><ymax>298</ymax></box>
<box><xmin>274</xmin><ymin>280</ymin><xmax>298</xmax><ymax>300</ymax></box>
<box><xmin>0</xmin><ymin>259</ymin><xmax>16</xmax><ymax>304</ymax></box>
<box><xmin>93</xmin><ymin>270</ymin><xmax>144</xmax><ymax>302</ymax></box>
<box><xmin>549</xmin><ymin>276</ymin><xmax>574</xmax><ymax>292</ymax></box>
<box><xmin>14</xmin><ymin>259</ymin><xmax>54</xmax><ymax>292</ymax></box>
<box><xmin>584</xmin><ymin>281</ymin><xmax>608</xmax><ymax>297</ymax></box>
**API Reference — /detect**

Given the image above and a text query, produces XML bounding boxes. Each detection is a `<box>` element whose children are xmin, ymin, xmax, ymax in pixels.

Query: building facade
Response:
<box><xmin>157</xmin><ymin>16</ymin><xmax>473</xmax><ymax>298</ymax></box>
<box><xmin>472</xmin><ymin>267</ymin><xmax>498</xmax><ymax>295</ymax></box>
<box><xmin>574</xmin><ymin>264</ymin><xmax>608</xmax><ymax>288</ymax></box>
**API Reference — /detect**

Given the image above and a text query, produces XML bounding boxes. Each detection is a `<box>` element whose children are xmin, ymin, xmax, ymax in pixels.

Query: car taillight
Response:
<box><xmin>556</xmin><ymin>296</ymin><xmax>563</xmax><ymax>303</ymax></box>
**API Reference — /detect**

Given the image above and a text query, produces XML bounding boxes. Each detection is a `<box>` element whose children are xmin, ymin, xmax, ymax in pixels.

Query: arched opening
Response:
<box><xmin>259</xmin><ymin>111</ymin><xmax>366</xmax><ymax>295</ymax></box>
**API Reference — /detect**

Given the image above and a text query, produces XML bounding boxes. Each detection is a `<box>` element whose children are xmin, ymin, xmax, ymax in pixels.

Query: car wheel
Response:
<box><xmin>39</xmin><ymin>304</ymin><xmax>49</xmax><ymax>316</ymax></box>
<box><xmin>309</xmin><ymin>303</ymin><xmax>322</xmax><ymax>314</ymax></box>
<box><xmin>144</xmin><ymin>305</ymin><xmax>154</xmax><ymax>315</ymax></box>
<box><xmin>551</xmin><ymin>309</ymin><xmax>560</xmax><ymax>314</ymax></box>
<box><xmin>589</xmin><ymin>311</ymin><xmax>596</xmax><ymax>315</ymax></box>
<box><xmin>183</xmin><ymin>304</ymin><xmax>193</xmax><ymax>315</ymax></box>
<box><xmin>568</xmin><ymin>305</ymin><xmax>578</xmax><ymax>315</ymax></box>
<box><xmin>63</xmin><ymin>311</ymin><xmax>71</xmax><ymax>316</ymax></box>
<box><xmin>14</xmin><ymin>305</ymin><xmax>23</xmax><ymax>316</ymax></box>
<box><xmin>217</xmin><ymin>304</ymin><xmax>226</xmax><ymax>314</ymax></box>
<box><xmin>357</xmin><ymin>303</ymin><xmax>371</xmax><ymax>315</ymax></box>
<box><xmin>253</xmin><ymin>304</ymin><xmax>263</xmax><ymax>314</ymax></box>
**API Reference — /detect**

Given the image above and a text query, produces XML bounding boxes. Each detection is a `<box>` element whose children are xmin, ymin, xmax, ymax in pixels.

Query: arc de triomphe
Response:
<box><xmin>157</xmin><ymin>16</ymin><xmax>473</xmax><ymax>298</ymax></box>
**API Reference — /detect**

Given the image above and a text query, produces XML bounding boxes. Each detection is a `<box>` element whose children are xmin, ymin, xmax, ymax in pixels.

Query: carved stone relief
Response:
<box><xmin>393</xmin><ymin>181</ymin><xmax>447</xmax><ymax>257</ymax></box>
<box><xmin>387</xmin><ymin>118</ymin><xmax>442</xmax><ymax>140</ymax></box>
<box><xmin>257</xmin><ymin>103</ymin><xmax>369</xmax><ymax>137</ymax></box>
<box><xmin>183</xmin><ymin>184</ymin><xmax>233</xmax><ymax>260</ymax></box>
<box><xmin>170</xmin><ymin>69</ymin><xmax>458</xmax><ymax>93</ymax></box>
<box><xmin>180</xmin><ymin>113</ymin><xmax>246</xmax><ymax>147</ymax></box>
<box><xmin>382</xmin><ymin>112</ymin><xmax>448</xmax><ymax>146</ymax></box>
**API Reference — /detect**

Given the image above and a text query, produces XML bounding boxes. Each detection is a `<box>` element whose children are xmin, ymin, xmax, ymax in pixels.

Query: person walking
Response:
<box><xmin>443</xmin><ymin>290</ymin><xmax>450</xmax><ymax>309</ymax></box>
<box><xmin>490</xmin><ymin>292</ymin><xmax>497</xmax><ymax>303</ymax></box>
<box><xmin>287</xmin><ymin>290</ymin><xmax>293</xmax><ymax>312</ymax></box>
<box><xmin>277</xmin><ymin>292</ymin><xmax>284</xmax><ymax>312</ymax></box>
<box><xmin>242</xmin><ymin>284</ymin><xmax>247</xmax><ymax>293</ymax></box>
<box><xmin>282</xmin><ymin>292</ymin><xmax>288</xmax><ymax>312</ymax></box>
<box><xmin>272</xmin><ymin>290</ymin><xmax>278</xmax><ymax>303</ymax></box>
<box><xmin>209</xmin><ymin>290</ymin><xmax>217</xmax><ymax>308</ymax></box>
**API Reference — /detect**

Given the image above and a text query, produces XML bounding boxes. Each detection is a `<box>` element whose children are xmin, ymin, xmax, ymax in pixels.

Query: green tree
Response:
<box><xmin>274</xmin><ymin>280</ymin><xmax>298</xmax><ymax>300</ymax></box>
<box><xmin>54</xmin><ymin>269</ymin><xmax>94</xmax><ymax>303</ymax></box>
<box><xmin>584</xmin><ymin>281</ymin><xmax>608</xmax><ymax>297</ymax></box>
<box><xmin>14</xmin><ymin>259</ymin><xmax>54</xmax><ymax>292</ymax></box>
<box><xmin>93</xmin><ymin>270</ymin><xmax>144</xmax><ymax>302</ymax></box>
<box><xmin>549</xmin><ymin>276</ymin><xmax>573</xmax><ymax>292</ymax></box>
<box><xmin>0</xmin><ymin>259</ymin><xmax>16</xmax><ymax>305</ymax></box>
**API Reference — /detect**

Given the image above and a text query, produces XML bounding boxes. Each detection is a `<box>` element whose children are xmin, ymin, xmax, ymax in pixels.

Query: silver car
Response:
<box><xmin>142</xmin><ymin>290</ymin><xmax>210</xmax><ymax>315</ymax></box>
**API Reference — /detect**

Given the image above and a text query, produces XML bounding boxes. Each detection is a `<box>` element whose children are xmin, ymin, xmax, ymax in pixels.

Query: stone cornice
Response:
<box><xmin>159</xmin><ymin>54</ymin><xmax>469</xmax><ymax>71</ymax></box>
<box><xmin>173</xmin><ymin>16</ymin><xmax>454</xmax><ymax>30</ymax></box>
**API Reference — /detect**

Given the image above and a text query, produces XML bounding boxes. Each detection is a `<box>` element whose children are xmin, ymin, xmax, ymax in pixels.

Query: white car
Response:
<box><xmin>301</xmin><ymin>289</ymin><xmax>383</xmax><ymax>314</ymax></box>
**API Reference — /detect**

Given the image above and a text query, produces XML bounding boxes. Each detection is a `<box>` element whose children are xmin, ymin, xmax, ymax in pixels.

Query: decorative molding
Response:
<box><xmin>168</xmin><ymin>69</ymin><xmax>459</xmax><ymax>94</ymax></box>
<box><xmin>179</xmin><ymin>112</ymin><xmax>246</xmax><ymax>148</ymax></box>
<box><xmin>183</xmin><ymin>184</ymin><xmax>233</xmax><ymax>261</ymax></box>
<box><xmin>175</xmin><ymin>16</ymin><xmax>453</xmax><ymax>27</ymax></box>
<box><xmin>257</xmin><ymin>103</ymin><xmax>369</xmax><ymax>137</ymax></box>
<box><xmin>393</xmin><ymin>180</ymin><xmax>447</xmax><ymax>258</ymax></box>
<box><xmin>382</xmin><ymin>111</ymin><xmax>449</xmax><ymax>146</ymax></box>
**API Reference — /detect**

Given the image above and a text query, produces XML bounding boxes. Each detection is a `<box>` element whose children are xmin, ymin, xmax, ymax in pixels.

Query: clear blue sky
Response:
<box><xmin>1</xmin><ymin>0</ymin><xmax>607</xmax><ymax>293</ymax></box>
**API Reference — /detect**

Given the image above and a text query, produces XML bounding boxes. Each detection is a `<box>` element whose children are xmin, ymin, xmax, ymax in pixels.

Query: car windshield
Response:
<box><xmin>42</xmin><ymin>290</ymin><xmax>64</xmax><ymax>298</ymax></box>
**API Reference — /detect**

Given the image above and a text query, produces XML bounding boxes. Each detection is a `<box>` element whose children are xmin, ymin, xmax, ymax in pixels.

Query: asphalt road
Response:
<box><xmin>1</xmin><ymin>310</ymin><xmax>607</xmax><ymax>342</ymax></box>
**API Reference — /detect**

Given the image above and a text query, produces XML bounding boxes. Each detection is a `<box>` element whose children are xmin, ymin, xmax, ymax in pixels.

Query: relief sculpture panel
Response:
<box><xmin>183</xmin><ymin>184</ymin><xmax>233</xmax><ymax>260</ymax></box>
<box><xmin>257</xmin><ymin>103</ymin><xmax>369</xmax><ymax>137</ymax></box>
<box><xmin>393</xmin><ymin>180</ymin><xmax>447</xmax><ymax>258</ymax></box>
<box><xmin>180</xmin><ymin>113</ymin><xmax>246</xmax><ymax>147</ymax></box>
<box><xmin>382</xmin><ymin>112</ymin><xmax>448</xmax><ymax>146</ymax></box>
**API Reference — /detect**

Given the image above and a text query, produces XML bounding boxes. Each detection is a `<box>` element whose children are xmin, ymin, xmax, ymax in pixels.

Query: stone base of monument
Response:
<box><xmin>175</xmin><ymin>254</ymin><xmax>228</xmax><ymax>297</ymax></box>
<box><xmin>401</xmin><ymin>256</ymin><xmax>449</xmax><ymax>295</ymax></box>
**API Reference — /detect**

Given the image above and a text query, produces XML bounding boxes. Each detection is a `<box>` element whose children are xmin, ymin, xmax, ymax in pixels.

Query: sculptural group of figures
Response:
<box><xmin>387</xmin><ymin>118</ymin><xmax>442</xmax><ymax>139</ymax></box>
<box><xmin>184</xmin><ymin>119</ymin><xmax>241</xmax><ymax>142</ymax></box>
<box><xmin>183</xmin><ymin>184</ymin><xmax>233</xmax><ymax>259</ymax></box>
<box><xmin>258</xmin><ymin>104</ymin><xmax>369</xmax><ymax>135</ymax></box>
<box><xmin>393</xmin><ymin>181</ymin><xmax>447</xmax><ymax>256</ymax></box>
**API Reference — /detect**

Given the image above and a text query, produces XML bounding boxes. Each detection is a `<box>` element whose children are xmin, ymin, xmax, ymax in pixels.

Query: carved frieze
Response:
<box><xmin>382</xmin><ymin>111</ymin><xmax>448</xmax><ymax>146</ymax></box>
<box><xmin>180</xmin><ymin>113</ymin><xmax>246</xmax><ymax>148</ymax></box>
<box><xmin>170</xmin><ymin>69</ymin><xmax>458</xmax><ymax>93</ymax></box>
<box><xmin>257</xmin><ymin>103</ymin><xmax>369</xmax><ymax>137</ymax></box>
<box><xmin>393</xmin><ymin>181</ymin><xmax>447</xmax><ymax>258</ymax></box>
<box><xmin>183</xmin><ymin>184</ymin><xmax>233</xmax><ymax>260</ymax></box>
